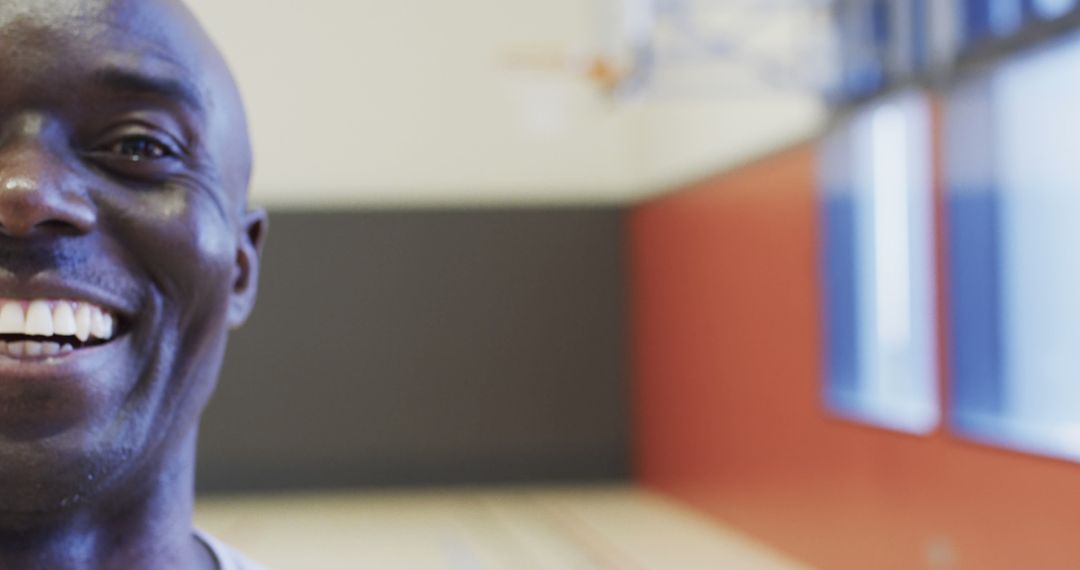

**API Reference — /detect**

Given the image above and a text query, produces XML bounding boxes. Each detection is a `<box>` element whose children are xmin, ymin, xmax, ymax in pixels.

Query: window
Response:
<box><xmin>1031</xmin><ymin>0</ymin><xmax>1076</xmax><ymax>19</ymax></box>
<box><xmin>834</xmin><ymin>1</ymin><xmax>889</xmax><ymax>98</ymax></box>
<box><xmin>945</xmin><ymin>32</ymin><xmax>1080</xmax><ymax>460</ymax></box>
<box><xmin>819</xmin><ymin>91</ymin><xmax>939</xmax><ymax>434</ymax></box>
<box><xmin>831</xmin><ymin>0</ymin><xmax>931</xmax><ymax>100</ymax></box>
<box><xmin>960</xmin><ymin>0</ymin><xmax>1022</xmax><ymax>42</ymax></box>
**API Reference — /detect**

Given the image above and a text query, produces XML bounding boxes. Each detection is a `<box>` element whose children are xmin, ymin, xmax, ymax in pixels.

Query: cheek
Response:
<box><xmin>102</xmin><ymin>188</ymin><xmax>240</xmax><ymax>428</ymax></box>
<box><xmin>109</xmin><ymin>187</ymin><xmax>238</xmax><ymax>318</ymax></box>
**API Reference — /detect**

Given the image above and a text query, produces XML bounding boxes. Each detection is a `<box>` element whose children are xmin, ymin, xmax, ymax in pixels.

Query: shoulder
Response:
<box><xmin>194</xmin><ymin>529</ymin><xmax>270</xmax><ymax>570</ymax></box>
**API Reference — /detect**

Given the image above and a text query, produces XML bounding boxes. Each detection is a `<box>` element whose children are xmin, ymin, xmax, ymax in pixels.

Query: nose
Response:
<box><xmin>0</xmin><ymin>139</ymin><xmax>96</xmax><ymax>239</ymax></box>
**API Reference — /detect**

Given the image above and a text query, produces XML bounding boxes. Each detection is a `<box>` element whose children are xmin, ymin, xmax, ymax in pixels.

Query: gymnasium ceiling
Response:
<box><xmin>186</xmin><ymin>0</ymin><xmax>825</xmax><ymax>208</ymax></box>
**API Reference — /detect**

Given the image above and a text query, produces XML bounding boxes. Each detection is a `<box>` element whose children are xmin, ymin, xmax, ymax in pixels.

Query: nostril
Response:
<box><xmin>0</xmin><ymin>217</ymin><xmax>90</xmax><ymax>238</ymax></box>
<box><xmin>36</xmin><ymin>219</ymin><xmax>84</xmax><ymax>235</ymax></box>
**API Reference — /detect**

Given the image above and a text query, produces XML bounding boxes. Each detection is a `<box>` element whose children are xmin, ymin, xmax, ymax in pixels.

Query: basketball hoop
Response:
<box><xmin>502</xmin><ymin>0</ymin><xmax>838</xmax><ymax>101</ymax></box>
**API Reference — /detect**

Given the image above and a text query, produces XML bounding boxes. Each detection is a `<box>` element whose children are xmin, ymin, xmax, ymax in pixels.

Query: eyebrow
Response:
<box><xmin>90</xmin><ymin>67</ymin><xmax>205</xmax><ymax>113</ymax></box>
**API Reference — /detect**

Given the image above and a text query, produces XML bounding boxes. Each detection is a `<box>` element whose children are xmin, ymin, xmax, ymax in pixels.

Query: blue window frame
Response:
<box><xmin>945</xmin><ymin>32</ymin><xmax>1080</xmax><ymax>460</ymax></box>
<box><xmin>819</xmin><ymin>91</ymin><xmax>939</xmax><ymax>434</ymax></box>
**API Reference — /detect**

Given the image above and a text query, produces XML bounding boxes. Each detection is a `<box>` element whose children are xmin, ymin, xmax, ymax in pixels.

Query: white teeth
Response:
<box><xmin>0</xmin><ymin>299</ymin><xmax>118</xmax><ymax>351</ymax></box>
<box><xmin>0</xmin><ymin>303</ymin><xmax>24</xmax><ymax>334</ymax></box>
<box><xmin>75</xmin><ymin>304</ymin><xmax>92</xmax><ymax>342</ymax></box>
<box><xmin>53</xmin><ymin>303</ymin><xmax>77</xmax><ymax>336</ymax></box>
<box><xmin>91</xmin><ymin>308</ymin><xmax>110</xmax><ymax>340</ymax></box>
<box><xmin>0</xmin><ymin>339</ymin><xmax>74</xmax><ymax>359</ymax></box>
<box><xmin>102</xmin><ymin>313</ymin><xmax>114</xmax><ymax>339</ymax></box>
<box><xmin>25</xmin><ymin>301</ymin><xmax>53</xmax><ymax>337</ymax></box>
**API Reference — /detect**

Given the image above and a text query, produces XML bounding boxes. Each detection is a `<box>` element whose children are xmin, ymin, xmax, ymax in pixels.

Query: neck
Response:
<box><xmin>0</xmin><ymin>430</ymin><xmax>214</xmax><ymax>570</ymax></box>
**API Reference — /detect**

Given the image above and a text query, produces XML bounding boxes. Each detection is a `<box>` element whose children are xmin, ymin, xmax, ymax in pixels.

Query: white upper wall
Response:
<box><xmin>184</xmin><ymin>0</ymin><xmax>825</xmax><ymax>208</ymax></box>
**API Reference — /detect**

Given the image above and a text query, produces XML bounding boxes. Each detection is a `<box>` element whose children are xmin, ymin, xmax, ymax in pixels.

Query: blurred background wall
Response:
<box><xmin>180</xmin><ymin>0</ymin><xmax>825</xmax><ymax>493</ymax></box>
<box><xmin>197</xmin><ymin>208</ymin><xmax>629</xmax><ymax>492</ymax></box>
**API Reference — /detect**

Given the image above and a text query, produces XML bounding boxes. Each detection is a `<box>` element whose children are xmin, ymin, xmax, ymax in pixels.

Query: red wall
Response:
<box><xmin>628</xmin><ymin>143</ymin><xmax>1080</xmax><ymax>569</ymax></box>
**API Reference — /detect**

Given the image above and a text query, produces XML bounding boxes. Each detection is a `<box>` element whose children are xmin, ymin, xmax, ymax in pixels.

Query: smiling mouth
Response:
<box><xmin>0</xmin><ymin>299</ymin><xmax>120</xmax><ymax>359</ymax></box>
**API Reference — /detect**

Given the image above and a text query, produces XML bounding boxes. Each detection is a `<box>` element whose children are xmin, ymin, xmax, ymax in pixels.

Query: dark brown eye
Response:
<box><xmin>83</xmin><ymin>127</ymin><xmax>186</xmax><ymax>182</ymax></box>
<box><xmin>110</xmin><ymin>136</ymin><xmax>173</xmax><ymax>161</ymax></box>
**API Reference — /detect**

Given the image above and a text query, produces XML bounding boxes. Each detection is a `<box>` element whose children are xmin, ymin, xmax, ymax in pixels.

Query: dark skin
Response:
<box><xmin>0</xmin><ymin>0</ymin><xmax>266</xmax><ymax>568</ymax></box>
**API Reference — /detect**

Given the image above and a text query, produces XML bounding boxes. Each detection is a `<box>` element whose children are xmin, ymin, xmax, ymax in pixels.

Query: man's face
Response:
<box><xmin>0</xmin><ymin>0</ymin><xmax>264</xmax><ymax>513</ymax></box>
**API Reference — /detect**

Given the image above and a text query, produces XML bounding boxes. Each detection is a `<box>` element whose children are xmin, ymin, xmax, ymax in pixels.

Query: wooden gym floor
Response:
<box><xmin>195</xmin><ymin>486</ymin><xmax>809</xmax><ymax>569</ymax></box>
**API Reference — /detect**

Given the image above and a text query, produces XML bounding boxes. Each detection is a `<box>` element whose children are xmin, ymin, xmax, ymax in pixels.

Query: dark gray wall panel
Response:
<box><xmin>195</xmin><ymin>208</ymin><xmax>628</xmax><ymax>493</ymax></box>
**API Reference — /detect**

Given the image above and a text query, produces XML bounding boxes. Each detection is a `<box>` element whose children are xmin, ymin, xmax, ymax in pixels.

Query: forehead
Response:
<box><xmin>0</xmin><ymin>0</ymin><xmax>207</xmax><ymax>100</ymax></box>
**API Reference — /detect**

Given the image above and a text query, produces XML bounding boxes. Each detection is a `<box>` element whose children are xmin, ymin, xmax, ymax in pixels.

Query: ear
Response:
<box><xmin>227</xmin><ymin>208</ymin><xmax>269</xmax><ymax>329</ymax></box>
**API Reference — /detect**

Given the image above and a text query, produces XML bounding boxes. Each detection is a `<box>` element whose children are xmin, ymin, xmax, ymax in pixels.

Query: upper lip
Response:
<box><xmin>0</xmin><ymin>275</ymin><xmax>137</xmax><ymax>322</ymax></box>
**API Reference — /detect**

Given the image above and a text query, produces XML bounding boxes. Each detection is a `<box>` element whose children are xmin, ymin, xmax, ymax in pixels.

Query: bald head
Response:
<box><xmin>0</xmin><ymin>0</ymin><xmax>253</xmax><ymax>213</ymax></box>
